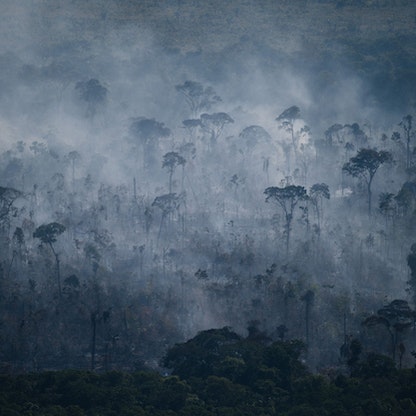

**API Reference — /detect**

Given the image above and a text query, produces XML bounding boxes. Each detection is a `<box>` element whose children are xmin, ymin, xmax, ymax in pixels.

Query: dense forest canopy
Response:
<box><xmin>4</xmin><ymin>327</ymin><xmax>416</xmax><ymax>415</ymax></box>
<box><xmin>0</xmin><ymin>0</ymin><xmax>416</xmax><ymax>378</ymax></box>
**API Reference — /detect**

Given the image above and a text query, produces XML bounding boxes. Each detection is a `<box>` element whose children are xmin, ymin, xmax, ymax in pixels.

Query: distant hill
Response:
<box><xmin>1</xmin><ymin>0</ymin><xmax>414</xmax><ymax>112</ymax></box>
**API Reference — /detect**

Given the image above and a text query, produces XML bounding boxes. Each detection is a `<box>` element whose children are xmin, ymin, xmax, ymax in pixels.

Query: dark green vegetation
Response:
<box><xmin>2</xmin><ymin>327</ymin><xmax>416</xmax><ymax>415</ymax></box>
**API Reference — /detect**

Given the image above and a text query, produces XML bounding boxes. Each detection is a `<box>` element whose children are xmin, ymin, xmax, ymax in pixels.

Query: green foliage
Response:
<box><xmin>355</xmin><ymin>352</ymin><xmax>397</xmax><ymax>379</ymax></box>
<box><xmin>162</xmin><ymin>327</ymin><xmax>242</xmax><ymax>379</ymax></box>
<box><xmin>2</xmin><ymin>331</ymin><xmax>416</xmax><ymax>415</ymax></box>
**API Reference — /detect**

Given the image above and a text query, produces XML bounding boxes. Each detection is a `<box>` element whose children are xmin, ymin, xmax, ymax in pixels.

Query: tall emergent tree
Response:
<box><xmin>200</xmin><ymin>112</ymin><xmax>234</xmax><ymax>147</ymax></box>
<box><xmin>152</xmin><ymin>193</ymin><xmax>182</xmax><ymax>242</ymax></box>
<box><xmin>276</xmin><ymin>106</ymin><xmax>300</xmax><ymax>145</ymax></box>
<box><xmin>363</xmin><ymin>299</ymin><xmax>414</xmax><ymax>363</ymax></box>
<box><xmin>175</xmin><ymin>80</ymin><xmax>221</xmax><ymax>117</ymax></box>
<box><xmin>275</xmin><ymin>105</ymin><xmax>300</xmax><ymax>175</ymax></box>
<box><xmin>0</xmin><ymin>186</ymin><xmax>22</xmax><ymax>230</ymax></box>
<box><xmin>129</xmin><ymin>117</ymin><xmax>171</xmax><ymax>172</ymax></box>
<box><xmin>33</xmin><ymin>222</ymin><xmax>66</xmax><ymax>298</ymax></box>
<box><xmin>399</xmin><ymin>115</ymin><xmax>414</xmax><ymax>170</ymax></box>
<box><xmin>342</xmin><ymin>148</ymin><xmax>392</xmax><ymax>216</ymax></box>
<box><xmin>75</xmin><ymin>78</ymin><xmax>107</xmax><ymax>119</ymax></box>
<box><xmin>66</xmin><ymin>150</ymin><xmax>81</xmax><ymax>188</ymax></box>
<box><xmin>264</xmin><ymin>185</ymin><xmax>307</xmax><ymax>255</ymax></box>
<box><xmin>162</xmin><ymin>152</ymin><xmax>186</xmax><ymax>193</ymax></box>
<box><xmin>309</xmin><ymin>183</ymin><xmax>330</xmax><ymax>233</ymax></box>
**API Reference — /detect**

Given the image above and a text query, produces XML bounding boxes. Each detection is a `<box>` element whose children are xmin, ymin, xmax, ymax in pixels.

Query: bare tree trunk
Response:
<box><xmin>49</xmin><ymin>243</ymin><xmax>62</xmax><ymax>298</ymax></box>
<box><xmin>91</xmin><ymin>312</ymin><xmax>97</xmax><ymax>370</ymax></box>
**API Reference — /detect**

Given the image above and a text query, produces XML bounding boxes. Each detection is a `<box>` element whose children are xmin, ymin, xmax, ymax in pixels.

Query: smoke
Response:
<box><xmin>0</xmin><ymin>0</ymin><xmax>415</xmax><ymax>370</ymax></box>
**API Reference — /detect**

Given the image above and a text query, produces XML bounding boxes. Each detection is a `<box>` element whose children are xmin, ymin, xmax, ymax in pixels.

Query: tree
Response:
<box><xmin>264</xmin><ymin>185</ymin><xmax>308</xmax><ymax>255</ymax></box>
<box><xmin>33</xmin><ymin>222</ymin><xmax>66</xmax><ymax>298</ymax></box>
<box><xmin>175</xmin><ymin>80</ymin><xmax>221</xmax><ymax>117</ymax></box>
<box><xmin>162</xmin><ymin>327</ymin><xmax>241</xmax><ymax>379</ymax></box>
<box><xmin>342</xmin><ymin>148</ymin><xmax>392</xmax><ymax>216</ymax></box>
<box><xmin>182</xmin><ymin>118</ymin><xmax>202</xmax><ymax>142</ymax></box>
<box><xmin>239</xmin><ymin>125</ymin><xmax>273</xmax><ymax>182</ymax></box>
<box><xmin>309</xmin><ymin>183</ymin><xmax>330</xmax><ymax>233</ymax></box>
<box><xmin>301</xmin><ymin>290</ymin><xmax>315</xmax><ymax>347</ymax></box>
<box><xmin>395</xmin><ymin>181</ymin><xmax>416</xmax><ymax>216</ymax></box>
<box><xmin>8</xmin><ymin>226</ymin><xmax>26</xmax><ymax>278</ymax></box>
<box><xmin>363</xmin><ymin>299</ymin><xmax>415</xmax><ymax>362</ymax></box>
<box><xmin>399</xmin><ymin>115</ymin><xmax>414</xmax><ymax>170</ymax></box>
<box><xmin>407</xmin><ymin>244</ymin><xmax>416</xmax><ymax>308</ymax></box>
<box><xmin>378</xmin><ymin>192</ymin><xmax>396</xmax><ymax>224</ymax></box>
<box><xmin>275</xmin><ymin>105</ymin><xmax>306</xmax><ymax>174</ymax></box>
<box><xmin>162</xmin><ymin>152</ymin><xmax>186</xmax><ymax>193</ymax></box>
<box><xmin>324</xmin><ymin>123</ymin><xmax>343</xmax><ymax>146</ymax></box>
<box><xmin>152</xmin><ymin>193</ymin><xmax>183</xmax><ymax>242</ymax></box>
<box><xmin>200</xmin><ymin>112</ymin><xmax>234</xmax><ymax>147</ymax></box>
<box><xmin>75</xmin><ymin>78</ymin><xmax>107</xmax><ymax>119</ymax></box>
<box><xmin>0</xmin><ymin>186</ymin><xmax>21</xmax><ymax>230</ymax></box>
<box><xmin>276</xmin><ymin>106</ymin><xmax>300</xmax><ymax>141</ymax></box>
<box><xmin>345</xmin><ymin>123</ymin><xmax>368</xmax><ymax>148</ymax></box>
<box><xmin>239</xmin><ymin>125</ymin><xmax>272</xmax><ymax>149</ymax></box>
<box><xmin>129</xmin><ymin>117</ymin><xmax>171</xmax><ymax>172</ymax></box>
<box><xmin>276</xmin><ymin>106</ymin><xmax>301</xmax><ymax>163</ymax></box>
<box><xmin>66</xmin><ymin>150</ymin><xmax>81</xmax><ymax>186</ymax></box>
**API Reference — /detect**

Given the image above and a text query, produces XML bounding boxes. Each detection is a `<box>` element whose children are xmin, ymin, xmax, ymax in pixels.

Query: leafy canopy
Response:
<box><xmin>33</xmin><ymin>222</ymin><xmax>66</xmax><ymax>245</ymax></box>
<box><xmin>343</xmin><ymin>148</ymin><xmax>392</xmax><ymax>180</ymax></box>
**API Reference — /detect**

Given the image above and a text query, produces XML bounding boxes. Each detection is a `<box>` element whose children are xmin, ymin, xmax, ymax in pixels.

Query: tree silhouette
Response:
<box><xmin>239</xmin><ymin>125</ymin><xmax>273</xmax><ymax>182</ymax></box>
<box><xmin>175</xmin><ymin>80</ymin><xmax>221</xmax><ymax>117</ymax></box>
<box><xmin>152</xmin><ymin>193</ymin><xmax>183</xmax><ymax>242</ymax></box>
<box><xmin>239</xmin><ymin>125</ymin><xmax>272</xmax><ymax>149</ymax></box>
<box><xmin>66</xmin><ymin>150</ymin><xmax>81</xmax><ymax>186</ymax></box>
<box><xmin>309</xmin><ymin>183</ymin><xmax>330</xmax><ymax>233</ymax></box>
<box><xmin>363</xmin><ymin>299</ymin><xmax>415</xmax><ymax>362</ymax></box>
<box><xmin>398</xmin><ymin>114</ymin><xmax>414</xmax><ymax>170</ymax></box>
<box><xmin>75</xmin><ymin>78</ymin><xmax>107</xmax><ymax>119</ymax></box>
<box><xmin>407</xmin><ymin>244</ymin><xmax>416</xmax><ymax>307</ymax></box>
<box><xmin>129</xmin><ymin>117</ymin><xmax>171</xmax><ymax>172</ymax></box>
<box><xmin>33</xmin><ymin>222</ymin><xmax>66</xmax><ymax>298</ymax></box>
<box><xmin>264</xmin><ymin>185</ymin><xmax>307</xmax><ymax>255</ymax></box>
<box><xmin>378</xmin><ymin>192</ymin><xmax>396</xmax><ymax>224</ymax></box>
<box><xmin>276</xmin><ymin>106</ymin><xmax>301</xmax><ymax>160</ymax></box>
<box><xmin>200</xmin><ymin>112</ymin><xmax>234</xmax><ymax>147</ymax></box>
<box><xmin>301</xmin><ymin>290</ymin><xmax>315</xmax><ymax>347</ymax></box>
<box><xmin>0</xmin><ymin>186</ymin><xmax>21</xmax><ymax>230</ymax></box>
<box><xmin>162</xmin><ymin>152</ymin><xmax>186</xmax><ymax>193</ymax></box>
<box><xmin>343</xmin><ymin>148</ymin><xmax>392</xmax><ymax>216</ymax></box>
<box><xmin>276</xmin><ymin>106</ymin><xmax>307</xmax><ymax>175</ymax></box>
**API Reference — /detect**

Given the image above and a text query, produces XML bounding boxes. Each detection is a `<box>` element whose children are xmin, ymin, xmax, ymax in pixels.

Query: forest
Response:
<box><xmin>2</xmin><ymin>327</ymin><xmax>416</xmax><ymax>415</ymax></box>
<box><xmin>1</xmin><ymin>0</ymin><xmax>416</xmax><ymax>396</ymax></box>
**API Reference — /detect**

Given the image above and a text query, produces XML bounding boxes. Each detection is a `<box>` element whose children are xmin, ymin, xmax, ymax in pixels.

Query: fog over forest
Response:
<box><xmin>1</xmin><ymin>0</ymin><xmax>416</xmax><ymax>373</ymax></box>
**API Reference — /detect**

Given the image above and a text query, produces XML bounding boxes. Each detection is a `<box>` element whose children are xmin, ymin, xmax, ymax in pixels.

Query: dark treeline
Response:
<box><xmin>2</xmin><ymin>327</ymin><xmax>416</xmax><ymax>415</ymax></box>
